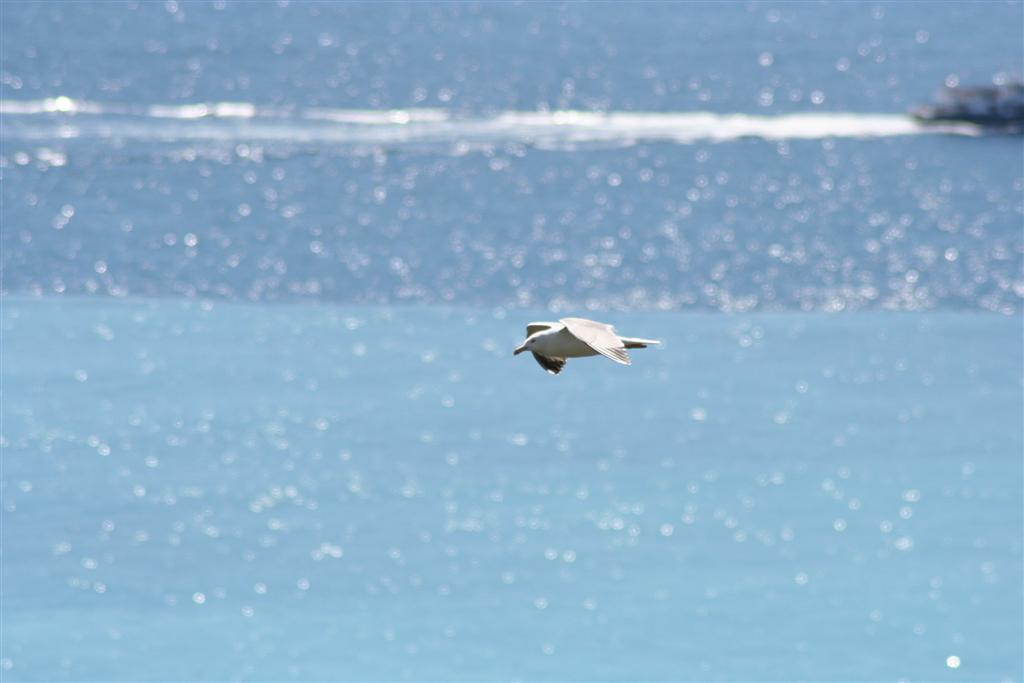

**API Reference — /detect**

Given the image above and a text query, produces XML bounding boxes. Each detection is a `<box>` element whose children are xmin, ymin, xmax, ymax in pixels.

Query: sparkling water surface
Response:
<box><xmin>1</xmin><ymin>1</ymin><xmax>1022</xmax><ymax>681</ymax></box>
<box><xmin>3</xmin><ymin>298</ymin><xmax>1021</xmax><ymax>681</ymax></box>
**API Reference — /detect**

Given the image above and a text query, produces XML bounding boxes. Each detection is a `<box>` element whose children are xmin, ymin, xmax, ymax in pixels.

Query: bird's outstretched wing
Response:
<box><xmin>560</xmin><ymin>317</ymin><xmax>631</xmax><ymax>365</ymax></box>
<box><xmin>526</xmin><ymin>321</ymin><xmax>560</xmax><ymax>337</ymax></box>
<box><xmin>532</xmin><ymin>353</ymin><xmax>566</xmax><ymax>375</ymax></box>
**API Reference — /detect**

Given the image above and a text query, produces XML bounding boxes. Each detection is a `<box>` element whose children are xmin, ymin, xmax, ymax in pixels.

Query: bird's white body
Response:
<box><xmin>528</xmin><ymin>326</ymin><xmax>601</xmax><ymax>358</ymax></box>
<box><xmin>513</xmin><ymin>317</ymin><xmax>660</xmax><ymax>374</ymax></box>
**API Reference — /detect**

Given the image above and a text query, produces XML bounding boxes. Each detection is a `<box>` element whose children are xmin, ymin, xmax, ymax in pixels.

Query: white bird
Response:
<box><xmin>513</xmin><ymin>317</ymin><xmax>661</xmax><ymax>375</ymax></box>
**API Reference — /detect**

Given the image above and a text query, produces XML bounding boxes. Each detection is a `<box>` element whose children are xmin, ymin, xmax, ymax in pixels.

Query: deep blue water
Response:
<box><xmin>2</xmin><ymin>1</ymin><xmax>1023</xmax><ymax>113</ymax></box>
<box><xmin>1</xmin><ymin>1</ymin><xmax>1022</xmax><ymax>681</ymax></box>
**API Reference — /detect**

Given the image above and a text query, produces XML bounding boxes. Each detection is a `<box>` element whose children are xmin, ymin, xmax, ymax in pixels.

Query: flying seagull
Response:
<box><xmin>513</xmin><ymin>317</ymin><xmax>660</xmax><ymax>375</ymax></box>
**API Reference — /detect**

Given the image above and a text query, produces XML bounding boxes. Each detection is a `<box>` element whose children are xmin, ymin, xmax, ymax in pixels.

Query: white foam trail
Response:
<box><xmin>146</xmin><ymin>102</ymin><xmax>259</xmax><ymax>119</ymax></box>
<box><xmin>486</xmin><ymin>110</ymin><xmax>966</xmax><ymax>141</ymax></box>
<box><xmin>303</xmin><ymin>108</ymin><xmax>451</xmax><ymax>124</ymax></box>
<box><xmin>0</xmin><ymin>96</ymin><xmax>108</xmax><ymax>115</ymax></box>
<box><xmin>0</xmin><ymin>98</ymin><xmax>982</xmax><ymax>144</ymax></box>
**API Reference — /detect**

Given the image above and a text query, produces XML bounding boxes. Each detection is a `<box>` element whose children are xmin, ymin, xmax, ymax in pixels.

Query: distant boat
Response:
<box><xmin>911</xmin><ymin>82</ymin><xmax>1024</xmax><ymax>130</ymax></box>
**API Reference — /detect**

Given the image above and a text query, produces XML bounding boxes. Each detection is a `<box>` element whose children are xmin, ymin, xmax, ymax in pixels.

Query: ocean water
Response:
<box><xmin>1</xmin><ymin>1</ymin><xmax>1022</xmax><ymax>681</ymax></box>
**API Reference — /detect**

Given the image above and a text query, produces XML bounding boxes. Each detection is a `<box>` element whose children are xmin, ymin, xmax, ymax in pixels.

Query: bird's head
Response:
<box><xmin>513</xmin><ymin>337</ymin><xmax>533</xmax><ymax>356</ymax></box>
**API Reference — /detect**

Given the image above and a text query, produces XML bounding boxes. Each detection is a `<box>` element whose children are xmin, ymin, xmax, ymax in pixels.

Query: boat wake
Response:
<box><xmin>1</xmin><ymin>97</ymin><xmax>981</xmax><ymax>147</ymax></box>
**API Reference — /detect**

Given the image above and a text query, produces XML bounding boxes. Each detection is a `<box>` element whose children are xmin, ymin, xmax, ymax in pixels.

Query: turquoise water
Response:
<box><xmin>3</xmin><ymin>297</ymin><xmax>1021</xmax><ymax>680</ymax></box>
<box><xmin>2</xmin><ymin>1</ymin><xmax>1023</xmax><ymax>680</ymax></box>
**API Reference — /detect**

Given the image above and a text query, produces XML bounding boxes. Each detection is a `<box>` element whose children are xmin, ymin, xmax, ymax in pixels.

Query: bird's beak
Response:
<box><xmin>513</xmin><ymin>344</ymin><xmax>526</xmax><ymax>356</ymax></box>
